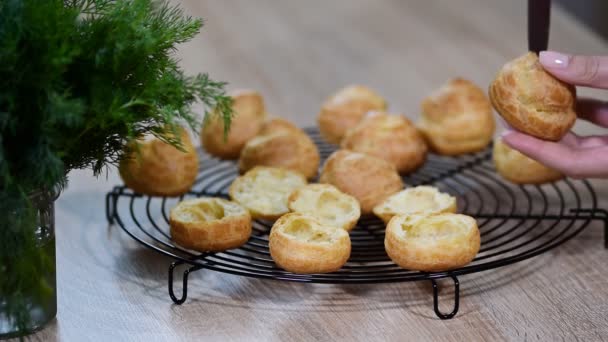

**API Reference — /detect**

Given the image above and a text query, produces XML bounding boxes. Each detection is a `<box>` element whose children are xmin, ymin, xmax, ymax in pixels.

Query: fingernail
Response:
<box><xmin>539</xmin><ymin>51</ymin><xmax>570</xmax><ymax>69</ymax></box>
<box><xmin>500</xmin><ymin>128</ymin><xmax>514</xmax><ymax>138</ymax></box>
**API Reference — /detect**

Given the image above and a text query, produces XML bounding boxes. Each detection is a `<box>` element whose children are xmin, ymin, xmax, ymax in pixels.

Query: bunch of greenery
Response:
<box><xmin>0</xmin><ymin>0</ymin><xmax>232</xmax><ymax>335</ymax></box>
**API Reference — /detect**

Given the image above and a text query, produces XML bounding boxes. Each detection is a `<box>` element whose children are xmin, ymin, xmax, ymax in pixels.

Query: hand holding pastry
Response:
<box><xmin>489</xmin><ymin>52</ymin><xmax>576</xmax><ymax>141</ymax></box>
<box><xmin>499</xmin><ymin>51</ymin><xmax>608</xmax><ymax>179</ymax></box>
<box><xmin>537</xmin><ymin>52</ymin><xmax>608</xmax><ymax>89</ymax></box>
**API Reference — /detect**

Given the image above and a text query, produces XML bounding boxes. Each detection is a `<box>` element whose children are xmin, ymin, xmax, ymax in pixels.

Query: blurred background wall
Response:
<box><xmin>558</xmin><ymin>0</ymin><xmax>608</xmax><ymax>39</ymax></box>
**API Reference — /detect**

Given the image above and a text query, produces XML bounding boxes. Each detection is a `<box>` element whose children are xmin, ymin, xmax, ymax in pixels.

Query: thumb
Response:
<box><xmin>539</xmin><ymin>51</ymin><xmax>608</xmax><ymax>89</ymax></box>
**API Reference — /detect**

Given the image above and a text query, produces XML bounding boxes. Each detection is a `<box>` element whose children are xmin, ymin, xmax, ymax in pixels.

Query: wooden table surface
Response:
<box><xmin>24</xmin><ymin>1</ymin><xmax>608</xmax><ymax>341</ymax></box>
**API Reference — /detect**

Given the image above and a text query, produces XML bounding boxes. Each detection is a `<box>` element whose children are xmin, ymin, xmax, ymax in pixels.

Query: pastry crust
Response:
<box><xmin>493</xmin><ymin>139</ymin><xmax>563</xmax><ymax>184</ymax></box>
<box><xmin>373</xmin><ymin>186</ymin><xmax>457</xmax><ymax>224</ymax></box>
<box><xmin>269</xmin><ymin>213</ymin><xmax>351</xmax><ymax>274</ymax></box>
<box><xmin>319</xmin><ymin>150</ymin><xmax>404</xmax><ymax>214</ymax></box>
<box><xmin>318</xmin><ymin>85</ymin><xmax>387</xmax><ymax>144</ymax></box>
<box><xmin>238</xmin><ymin>119</ymin><xmax>320</xmax><ymax>180</ymax></box>
<box><xmin>259</xmin><ymin>117</ymin><xmax>302</xmax><ymax>135</ymax></box>
<box><xmin>489</xmin><ymin>52</ymin><xmax>576</xmax><ymax>141</ymax></box>
<box><xmin>341</xmin><ymin>111</ymin><xmax>428</xmax><ymax>174</ymax></box>
<box><xmin>201</xmin><ymin>89</ymin><xmax>267</xmax><ymax>159</ymax></box>
<box><xmin>229</xmin><ymin>166</ymin><xmax>307</xmax><ymax>220</ymax></box>
<box><xmin>385</xmin><ymin>213</ymin><xmax>480</xmax><ymax>272</ymax></box>
<box><xmin>119</xmin><ymin>129</ymin><xmax>198</xmax><ymax>197</ymax></box>
<box><xmin>288</xmin><ymin>184</ymin><xmax>361</xmax><ymax>231</ymax></box>
<box><xmin>170</xmin><ymin>197</ymin><xmax>252</xmax><ymax>252</ymax></box>
<box><xmin>418</xmin><ymin>78</ymin><xmax>495</xmax><ymax>155</ymax></box>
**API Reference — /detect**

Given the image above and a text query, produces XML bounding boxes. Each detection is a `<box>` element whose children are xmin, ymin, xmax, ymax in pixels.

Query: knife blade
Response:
<box><xmin>528</xmin><ymin>0</ymin><xmax>551</xmax><ymax>53</ymax></box>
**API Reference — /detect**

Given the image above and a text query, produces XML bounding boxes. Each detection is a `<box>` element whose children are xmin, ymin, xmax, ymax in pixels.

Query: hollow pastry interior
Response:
<box><xmin>282</xmin><ymin>217</ymin><xmax>338</xmax><ymax>242</ymax></box>
<box><xmin>288</xmin><ymin>184</ymin><xmax>361</xmax><ymax>231</ymax></box>
<box><xmin>229</xmin><ymin>166</ymin><xmax>307</xmax><ymax>220</ymax></box>
<box><xmin>171</xmin><ymin>198</ymin><xmax>244</xmax><ymax>223</ymax></box>
<box><xmin>396</xmin><ymin>215</ymin><xmax>472</xmax><ymax>240</ymax></box>
<box><xmin>385</xmin><ymin>213</ymin><xmax>480</xmax><ymax>272</ymax></box>
<box><xmin>373</xmin><ymin>186</ymin><xmax>456</xmax><ymax>224</ymax></box>
<box><xmin>269</xmin><ymin>213</ymin><xmax>351</xmax><ymax>274</ymax></box>
<box><xmin>169</xmin><ymin>197</ymin><xmax>252</xmax><ymax>252</ymax></box>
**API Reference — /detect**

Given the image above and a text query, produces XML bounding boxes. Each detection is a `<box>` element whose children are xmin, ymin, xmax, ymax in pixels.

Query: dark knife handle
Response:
<box><xmin>528</xmin><ymin>0</ymin><xmax>551</xmax><ymax>53</ymax></box>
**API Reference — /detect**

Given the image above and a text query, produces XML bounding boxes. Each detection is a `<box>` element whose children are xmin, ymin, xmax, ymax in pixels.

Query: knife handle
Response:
<box><xmin>528</xmin><ymin>0</ymin><xmax>551</xmax><ymax>53</ymax></box>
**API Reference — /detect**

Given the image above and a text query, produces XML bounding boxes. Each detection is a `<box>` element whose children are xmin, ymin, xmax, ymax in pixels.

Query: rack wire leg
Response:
<box><xmin>168</xmin><ymin>261</ymin><xmax>203</xmax><ymax>305</ymax></box>
<box><xmin>600</xmin><ymin>209</ymin><xmax>608</xmax><ymax>249</ymax></box>
<box><xmin>604</xmin><ymin>218</ymin><xmax>608</xmax><ymax>249</ymax></box>
<box><xmin>430</xmin><ymin>276</ymin><xmax>460</xmax><ymax>319</ymax></box>
<box><xmin>105</xmin><ymin>193</ymin><xmax>115</xmax><ymax>225</ymax></box>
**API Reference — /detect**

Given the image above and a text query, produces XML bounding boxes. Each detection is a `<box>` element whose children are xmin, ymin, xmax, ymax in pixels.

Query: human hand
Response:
<box><xmin>501</xmin><ymin>51</ymin><xmax>608</xmax><ymax>179</ymax></box>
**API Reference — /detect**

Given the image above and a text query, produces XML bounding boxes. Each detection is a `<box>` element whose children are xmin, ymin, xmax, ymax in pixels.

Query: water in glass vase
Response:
<box><xmin>0</xmin><ymin>193</ymin><xmax>58</xmax><ymax>338</ymax></box>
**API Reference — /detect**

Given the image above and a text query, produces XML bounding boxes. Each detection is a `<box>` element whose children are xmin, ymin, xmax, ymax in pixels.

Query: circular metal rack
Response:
<box><xmin>106</xmin><ymin>128</ymin><xmax>607</xmax><ymax>319</ymax></box>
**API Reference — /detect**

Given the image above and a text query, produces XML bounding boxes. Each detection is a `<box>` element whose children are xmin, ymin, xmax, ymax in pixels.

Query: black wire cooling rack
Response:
<box><xmin>105</xmin><ymin>127</ymin><xmax>607</xmax><ymax>319</ymax></box>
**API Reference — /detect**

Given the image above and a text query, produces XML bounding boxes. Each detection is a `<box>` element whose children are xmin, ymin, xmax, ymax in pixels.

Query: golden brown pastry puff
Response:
<box><xmin>493</xmin><ymin>138</ymin><xmax>563</xmax><ymax>184</ymax></box>
<box><xmin>269</xmin><ymin>213</ymin><xmax>351</xmax><ymax>274</ymax></box>
<box><xmin>229</xmin><ymin>166</ymin><xmax>307</xmax><ymax>220</ymax></box>
<box><xmin>238</xmin><ymin>119</ymin><xmax>320</xmax><ymax>180</ymax></box>
<box><xmin>318</xmin><ymin>85</ymin><xmax>388</xmax><ymax>144</ymax></box>
<box><xmin>201</xmin><ymin>89</ymin><xmax>266</xmax><ymax>159</ymax></box>
<box><xmin>385</xmin><ymin>213</ymin><xmax>480</xmax><ymax>272</ymax></box>
<box><xmin>341</xmin><ymin>111</ymin><xmax>428</xmax><ymax>174</ymax></box>
<box><xmin>418</xmin><ymin>78</ymin><xmax>495</xmax><ymax>155</ymax></box>
<box><xmin>489</xmin><ymin>52</ymin><xmax>576</xmax><ymax>141</ymax></box>
<box><xmin>372</xmin><ymin>186</ymin><xmax>457</xmax><ymax>224</ymax></box>
<box><xmin>259</xmin><ymin>117</ymin><xmax>302</xmax><ymax>135</ymax></box>
<box><xmin>319</xmin><ymin>150</ymin><xmax>404</xmax><ymax>215</ymax></box>
<box><xmin>170</xmin><ymin>197</ymin><xmax>252</xmax><ymax>252</ymax></box>
<box><xmin>119</xmin><ymin>129</ymin><xmax>198</xmax><ymax>196</ymax></box>
<box><xmin>288</xmin><ymin>184</ymin><xmax>361</xmax><ymax>231</ymax></box>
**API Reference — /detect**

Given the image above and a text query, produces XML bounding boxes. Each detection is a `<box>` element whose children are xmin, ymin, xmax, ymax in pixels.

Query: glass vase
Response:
<box><xmin>0</xmin><ymin>187</ymin><xmax>58</xmax><ymax>338</ymax></box>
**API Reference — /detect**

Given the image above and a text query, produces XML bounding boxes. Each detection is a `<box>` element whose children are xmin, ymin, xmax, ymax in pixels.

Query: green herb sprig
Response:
<box><xmin>0</xmin><ymin>0</ymin><xmax>232</xmax><ymax>336</ymax></box>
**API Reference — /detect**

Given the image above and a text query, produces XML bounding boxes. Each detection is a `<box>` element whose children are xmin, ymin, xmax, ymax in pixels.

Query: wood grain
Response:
<box><xmin>18</xmin><ymin>1</ymin><xmax>608</xmax><ymax>341</ymax></box>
